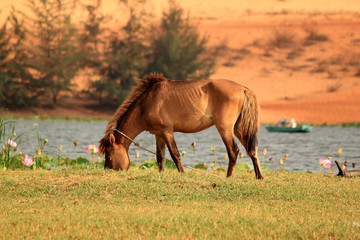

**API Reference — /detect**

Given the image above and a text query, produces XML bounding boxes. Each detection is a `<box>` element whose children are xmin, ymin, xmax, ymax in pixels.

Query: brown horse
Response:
<box><xmin>99</xmin><ymin>73</ymin><xmax>263</xmax><ymax>179</ymax></box>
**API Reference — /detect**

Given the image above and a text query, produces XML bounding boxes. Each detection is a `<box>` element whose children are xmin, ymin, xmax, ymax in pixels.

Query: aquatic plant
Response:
<box><xmin>239</xmin><ymin>151</ymin><xmax>244</xmax><ymax>164</ymax></box>
<box><xmin>135</xmin><ymin>150</ymin><xmax>140</xmax><ymax>165</ymax></box>
<box><xmin>262</xmin><ymin>148</ymin><xmax>267</xmax><ymax>166</ymax></box>
<box><xmin>73</xmin><ymin>141</ymin><xmax>78</xmax><ymax>164</ymax></box>
<box><xmin>279</xmin><ymin>158</ymin><xmax>284</xmax><ymax>170</ymax></box>
<box><xmin>5</xmin><ymin>139</ymin><xmax>17</xmax><ymax>149</ymax></box>
<box><xmin>319</xmin><ymin>157</ymin><xmax>331</xmax><ymax>173</ymax></box>
<box><xmin>182</xmin><ymin>150</ymin><xmax>186</xmax><ymax>157</ymax></box>
<box><xmin>191</xmin><ymin>142</ymin><xmax>196</xmax><ymax>167</ymax></box>
<box><xmin>194</xmin><ymin>162</ymin><xmax>207</xmax><ymax>170</ymax></box>
<box><xmin>284</xmin><ymin>154</ymin><xmax>288</xmax><ymax>170</ymax></box>
<box><xmin>85</xmin><ymin>144</ymin><xmax>99</xmax><ymax>164</ymax></box>
<box><xmin>268</xmin><ymin>157</ymin><xmax>274</xmax><ymax>171</ymax></box>
<box><xmin>337</xmin><ymin>148</ymin><xmax>342</xmax><ymax>165</ymax></box>
<box><xmin>22</xmin><ymin>154</ymin><xmax>34</xmax><ymax>167</ymax></box>
<box><xmin>235</xmin><ymin>162</ymin><xmax>254</xmax><ymax>172</ymax></box>
<box><xmin>0</xmin><ymin>115</ymin><xmax>24</xmax><ymax>169</ymax></box>
<box><xmin>210</xmin><ymin>146</ymin><xmax>216</xmax><ymax>169</ymax></box>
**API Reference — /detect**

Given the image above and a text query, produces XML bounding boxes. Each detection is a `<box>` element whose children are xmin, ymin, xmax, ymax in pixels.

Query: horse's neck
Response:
<box><xmin>116</xmin><ymin>109</ymin><xmax>144</xmax><ymax>150</ymax></box>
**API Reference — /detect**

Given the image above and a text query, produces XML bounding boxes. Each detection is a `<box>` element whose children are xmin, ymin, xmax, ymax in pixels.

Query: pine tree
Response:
<box><xmin>145</xmin><ymin>1</ymin><xmax>216</xmax><ymax>80</ymax></box>
<box><xmin>79</xmin><ymin>0</ymin><xmax>105</xmax><ymax>69</ymax></box>
<box><xmin>24</xmin><ymin>0</ymin><xmax>81</xmax><ymax>105</ymax></box>
<box><xmin>82</xmin><ymin>3</ymin><xmax>148</xmax><ymax>105</ymax></box>
<box><xmin>0</xmin><ymin>12</ymin><xmax>39</xmax><ymax>108</ymax></box>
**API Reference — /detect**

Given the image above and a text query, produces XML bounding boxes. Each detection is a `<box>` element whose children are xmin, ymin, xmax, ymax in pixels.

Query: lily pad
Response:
<box><xmin>165</xmin><ymin>159</ymin><xmax>177</xmax><ymax>169</ymax></box>
<box><xmin>194</xmin><ymin>163</ymin><xmax>207</xmax><ymax>170</ymax></box>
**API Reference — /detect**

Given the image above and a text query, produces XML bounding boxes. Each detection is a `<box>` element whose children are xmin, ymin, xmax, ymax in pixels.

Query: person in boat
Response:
<box><xmin>275</xmin><ymin>117</ymin><xmax>287</xmax><ymax>127</ymax></box>
<box><xmin>289</xmin><ymin>118</ymin><xmax>297</xmax><ymax>128</ymax></box>
<box><xmin>275</xmin><ymin>117</ymin><xmax>297</xmax><ymax>127</ymax></box>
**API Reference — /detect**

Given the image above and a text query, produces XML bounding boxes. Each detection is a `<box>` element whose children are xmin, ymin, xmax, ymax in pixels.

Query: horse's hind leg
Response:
<box><xmin>155</xmin><ymin>135</ymin><xmax>166</xmax><ymax>171</ymax></box>
<box><xmin>216</xmin><ymin>127</ymin><xmax>239</xmax><ymax>177</ymax></box>
<box><xmin>235</xmin><ymin>131</ymin><xmax>263</xmax><ymax>179</ymax></box>
<box><xmin>225</xmin><ymin>136</ymin><xmax>239</xmax><ymax>178</ymax></box>
<box><xmin>162</xmin><ymin>132</ymin><xmax>185</xmax><ymax>173</ymax></box>
<box><xmin>249</xmin><ymin>146</ymin><xmax>264</xmax><ymax>179</ymax></box>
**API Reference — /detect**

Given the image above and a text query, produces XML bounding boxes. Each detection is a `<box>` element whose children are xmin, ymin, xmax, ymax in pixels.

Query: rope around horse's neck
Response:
<box><xmin>113</xmin><ymin>129</ymin><xmax>221</xmax><ymax>177</ymax></box>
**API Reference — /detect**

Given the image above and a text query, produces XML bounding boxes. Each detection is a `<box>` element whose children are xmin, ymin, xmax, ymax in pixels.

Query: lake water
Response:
<box><xmin>11</xmin><ymin>120</ymin><xmax>360</xmax><ymax>172</ymax></box>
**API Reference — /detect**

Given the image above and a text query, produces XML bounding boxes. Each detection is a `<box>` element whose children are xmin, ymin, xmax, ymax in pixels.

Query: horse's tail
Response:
<box><xmin>234</xmin><ymin>89</ymin><xmax>260</xmax><ymax>154</ymax></box>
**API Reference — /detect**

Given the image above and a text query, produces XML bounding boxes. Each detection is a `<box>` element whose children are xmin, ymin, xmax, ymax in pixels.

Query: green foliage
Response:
<box><xmin>235</xmin><ymin>161</ymin><xmax>254</xmax><ymax>172</ymax></box>
<box><xmin>79</xmin><ymin>0</ymin><xmax>105</xmax><ymax>69</ymax></box>
<box><xmin>145</xmin><ymin>1</ymin><xmax>216</xmax><ymax>80</ymax></box>
<box><xmin>194</xmin><ymin>162</ymin><xmax>207</xmax><ymax>169</ymax></box>
<box><xmin>1</xmin><ymin>0</ymin><xmax>217</xmax><ymax>109</ymax></box>
<box><xmin>137</xmin><ymin>158</ymin><xmax>177</xmax><ymax>170</ymax></box>
<box><xmin>81</xmin><ymin>3</ymin><xmax>148</xmax><ymax>105</ymax></box>
<box><xmin>0</xmin><ymin>13</ymin><xmax>39</xmax><ymax>108</ymax></box>
<box><xmin>0</xmin><ymin>113</ymin><xmax>26</xmax><ymax>169</ymax></box>
<box><xmin>24</xmin><ymin>0</ymin><xmax>81</xmax><ymax>105</ymax></box>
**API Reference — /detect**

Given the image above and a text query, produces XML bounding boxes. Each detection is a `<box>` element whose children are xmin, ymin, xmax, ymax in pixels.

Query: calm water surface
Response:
<box><xmin>14</xmin><ymin>120</ymin><xmax>360</xmax><ymax>172</ymax></box>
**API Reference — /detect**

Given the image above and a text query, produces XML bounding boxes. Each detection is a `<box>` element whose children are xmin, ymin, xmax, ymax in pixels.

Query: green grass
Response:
<box><xmin>1</xmin><ymin>168</ymin><xmax>359</xmax><ymax>239</ymax></box>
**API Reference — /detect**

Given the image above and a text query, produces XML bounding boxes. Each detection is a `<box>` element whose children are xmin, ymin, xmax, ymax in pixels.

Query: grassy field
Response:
<box><xmin>1</xmin><ymin>168</ymin><xmax>359</xmax><ymax>239</ymax></box>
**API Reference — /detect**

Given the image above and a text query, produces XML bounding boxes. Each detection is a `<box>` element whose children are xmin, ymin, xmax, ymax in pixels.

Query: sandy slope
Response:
<box><xmin>2</xmin><ymin>0</ymin><xmax>360</xmax><ymax>124</ymax></box>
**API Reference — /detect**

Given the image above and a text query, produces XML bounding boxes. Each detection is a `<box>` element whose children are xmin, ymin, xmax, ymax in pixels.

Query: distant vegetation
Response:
<box><xmin>0</xmin><ymin>0</ymin><xmax>216</xmax><ymax>108</ymax></box>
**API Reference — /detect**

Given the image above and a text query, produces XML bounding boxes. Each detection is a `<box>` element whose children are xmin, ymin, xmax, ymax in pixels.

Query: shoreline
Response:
<box><xmin>3</xmin><ymin>114</ymin><xmax>360</xmax><ymax>127</ymax></box>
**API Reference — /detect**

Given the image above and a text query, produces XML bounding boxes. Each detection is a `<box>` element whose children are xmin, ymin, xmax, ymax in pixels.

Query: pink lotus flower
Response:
<box><xmin>85</xmin><ymin>144</ymin><xmax>99</xmax><ymax>154</ymax></box>
<box><xmin>319</xmin><ymin>158</ymin><xmax>331</xmax><ymax>168</ymax></box>
<box><xmin>262</xmin><ymin>148</ymin><xmax>267</xmax><ymax>156</ymax></box>
<box><xmin>22</xmin><ymin>154</ymin><xmax>34</xmax><ymax>167</ymax></box>
<box><xmin>5</xmin><ymin>139</ymin><xmax>17</xmax><ymax>148</ymax></box>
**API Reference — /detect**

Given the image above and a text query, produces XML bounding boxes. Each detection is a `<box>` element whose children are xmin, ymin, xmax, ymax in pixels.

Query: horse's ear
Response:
<box><xmin>109</xmin><ymin>134</ymin><xmax>116</xmax><ymax>146</ymax></box>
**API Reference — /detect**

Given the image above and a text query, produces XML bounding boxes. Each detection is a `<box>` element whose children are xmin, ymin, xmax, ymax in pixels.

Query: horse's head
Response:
<box><xmin>99</xmin><ymin>133</ymin><xmax>130</xmax><ymax>170</ymax></box>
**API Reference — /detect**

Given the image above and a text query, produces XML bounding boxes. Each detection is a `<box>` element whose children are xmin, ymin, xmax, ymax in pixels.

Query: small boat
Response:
<box><xmin>265</xmin><ymin>124</ymin><xmax>312</xmax><ymax>133</ymax></box>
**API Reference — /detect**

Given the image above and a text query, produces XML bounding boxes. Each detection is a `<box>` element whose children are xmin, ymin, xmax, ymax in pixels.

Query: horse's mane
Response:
<box><xmin>99</xmin><ymin>73</ymin><xmax>166</xmax><ymax>155</ymax></box>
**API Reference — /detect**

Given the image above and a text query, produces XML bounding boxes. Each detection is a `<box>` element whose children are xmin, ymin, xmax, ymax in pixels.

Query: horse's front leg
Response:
<box><xmin>162</xmin><ymin>132</ymin><xmax>185</xmax><ymax>173</ymax></box>
<box><xmin>155</xmin><ymin>135</ymin><xmax>166</xmax><ymax>171</ymax></box>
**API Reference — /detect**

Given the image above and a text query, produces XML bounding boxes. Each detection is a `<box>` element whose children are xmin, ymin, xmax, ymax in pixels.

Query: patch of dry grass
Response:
<box><xmin>0</xmin><ymin>169</ymin><xmax>359</xmax><ymax>239</ymax></box>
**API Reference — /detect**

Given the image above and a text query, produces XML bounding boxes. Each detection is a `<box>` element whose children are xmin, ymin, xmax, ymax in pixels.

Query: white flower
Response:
<box><xmin>5</xmin><ymin>139</ymin><xmax>17</xmax><ymax>148</ymax></box>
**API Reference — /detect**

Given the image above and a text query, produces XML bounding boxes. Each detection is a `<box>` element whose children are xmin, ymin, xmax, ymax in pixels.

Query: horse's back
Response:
<box><xmin>141</xmin><ymin>78</ymin><xmax>249</xmax><ymax>133</ymax></box>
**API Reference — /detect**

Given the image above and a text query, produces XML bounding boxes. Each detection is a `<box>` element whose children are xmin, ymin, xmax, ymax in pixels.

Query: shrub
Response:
<box><xmin>326</xmin><ymin>81</ymin><xmax>342</xmax><ymax>92</ymax></box>
<box><xmin>145</xmin><ymin>1</ymin><xmax>216</xmax><ymax>80</ymax></box>
<box><xmin>268</xmin><ymin>28</ymin><xmax>297</xmax><ymax>49</ymax></box>
<box><xmin>0</xmin><ymin>13</ymin><xmax>40</xmax><ymax>108</ymax></box>
<box><xmin>305</xmin><ymin>28</ymin><xmax>329</xmax><ymax>42</ymax></box>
